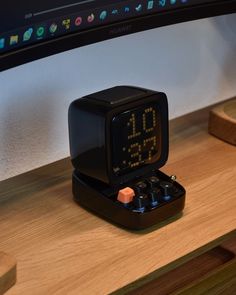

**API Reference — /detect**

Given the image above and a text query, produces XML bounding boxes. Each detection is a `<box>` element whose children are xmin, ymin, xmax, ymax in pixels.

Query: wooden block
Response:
<box><xmin>0</xmin><ymin>252</ymin><xmax>16</xmax><ymax>295</ymax></box>
<box><xmin>209</xmin><ymin>98</ymin><xmax>236</xmax><ymax>145</ymax></box>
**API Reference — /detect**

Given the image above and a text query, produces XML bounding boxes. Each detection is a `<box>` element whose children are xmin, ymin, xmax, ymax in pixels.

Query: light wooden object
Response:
<box><xmin>209</xmin><ymin>97</ymin><xmax>236</xmax><ymax>145</ymax></box>
<box><xmin>0</xmin><ymin>105</ymin><xmax>236</xmax><ymax>295</ymax></box>
<box><xmin>0</xmin><ymin>252</ymin><xmax>16</xmax><ymax>295</ymax></box>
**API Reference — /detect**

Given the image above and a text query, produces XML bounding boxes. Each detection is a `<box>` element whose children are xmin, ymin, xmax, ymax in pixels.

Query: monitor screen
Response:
<box><xmin>1</xmin><ymin>0</ymin><xmax>236</xmax><ymax>70</ymax></box>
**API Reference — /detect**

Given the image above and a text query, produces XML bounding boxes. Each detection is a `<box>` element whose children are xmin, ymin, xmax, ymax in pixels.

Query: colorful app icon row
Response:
<box><xmin>0</xmin><ymin>0</ymin><xmax>189</xmax><ymax>51</ymax></box>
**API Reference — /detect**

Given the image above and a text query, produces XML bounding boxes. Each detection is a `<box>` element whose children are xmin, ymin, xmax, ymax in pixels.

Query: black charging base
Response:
<box><xmin>72</xmin><ymin>170</ymin><xmax>185</xmax><ymax>230</ymax></box>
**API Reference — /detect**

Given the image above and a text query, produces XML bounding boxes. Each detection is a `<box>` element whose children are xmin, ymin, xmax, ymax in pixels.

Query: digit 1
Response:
<box><xmin>142</xmin><ymin>108</ymin><xmax>156</xmax><ymax>133</ymax></box>
<box><xmin>128</xmin><ymin>113</ymin><xmax>141</xmax><ymax>140</ymax></box>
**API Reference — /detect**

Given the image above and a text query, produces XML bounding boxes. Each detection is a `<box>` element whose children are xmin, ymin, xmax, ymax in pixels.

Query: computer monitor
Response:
<box><xmin>1</xmin><ymin>0</ymin><xmax>236</xmax><ymax>71</ymax></box>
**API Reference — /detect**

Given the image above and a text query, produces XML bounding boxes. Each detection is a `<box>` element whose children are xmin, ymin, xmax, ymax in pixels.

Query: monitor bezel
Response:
<box><xmin>1</xmin><ymin>0</ymin><xmax>236</xmax><ymax>71</ymax></box>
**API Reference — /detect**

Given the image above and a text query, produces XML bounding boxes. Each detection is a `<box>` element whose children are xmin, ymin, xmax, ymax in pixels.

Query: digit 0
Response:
<box><xmin>142</xmin><ymin>108</ymin><xmax>156</xmax><ymax>133</ymax></box>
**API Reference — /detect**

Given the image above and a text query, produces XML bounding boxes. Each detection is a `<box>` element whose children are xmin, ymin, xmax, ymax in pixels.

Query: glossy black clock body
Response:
<box><xmin>72</xmin><ymin>169</ymin><xmax>185</xmax><ymax>230</ymax></box>
<box><xmin>68</xmin><ymin>86</ymin><xmax>185</xmax><ymax>230</ymax></box>
<box><xmin>68</xmin><ymin>86</ymin><xmax>169</xmax><ymax>185</ymax></box>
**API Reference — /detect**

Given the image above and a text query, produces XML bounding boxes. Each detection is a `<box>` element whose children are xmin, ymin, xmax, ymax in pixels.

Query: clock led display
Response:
<box><xmin>112</xmin><ymin>103</ymin><xmax>160</xmax><ymax>176</ymax></box>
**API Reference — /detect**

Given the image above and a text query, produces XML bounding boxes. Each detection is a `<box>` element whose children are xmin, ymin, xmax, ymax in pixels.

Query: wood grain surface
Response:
<box><xmin>125</xmin><ymin>236</ymin><xmax>236</xmax><ymax>295</ymax></box>
<box><xmin>0</xmin><ymin>104</ymin><xmax>235</xmax><ymax>295</ymax></box>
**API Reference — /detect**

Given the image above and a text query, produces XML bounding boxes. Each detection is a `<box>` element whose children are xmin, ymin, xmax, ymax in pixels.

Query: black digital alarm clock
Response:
<box><xmin>69</xmin><ymin>86</ymin><xmax>185</xmax><ymax>230</ymax></box>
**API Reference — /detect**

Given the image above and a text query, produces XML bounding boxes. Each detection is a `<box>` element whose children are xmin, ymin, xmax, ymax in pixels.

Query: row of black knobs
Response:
<box><xmin>132</xmin><ymin>176</ymin><xmax>176</xmax><ymax>212</ymax></box>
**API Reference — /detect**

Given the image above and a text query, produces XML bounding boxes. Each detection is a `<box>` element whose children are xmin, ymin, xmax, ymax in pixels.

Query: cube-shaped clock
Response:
<box><xmin>69</xmin><ymin>86</ymin><xmax>168</xmax><ymax>185</ymax></box>
<box><xmin>68</xmin><ymin>86</ymin><xmax>185</xmax><ymax>230</ymax></box>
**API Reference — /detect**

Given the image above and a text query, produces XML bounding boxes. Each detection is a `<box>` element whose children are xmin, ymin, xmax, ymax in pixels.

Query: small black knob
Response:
<box><xmin>133</xmin><ymin>194</ymin><xmax>148</xmax><ymax>212</ymax></box>
<box><xmin>160</xmin><ymin>181</ymin><xmax>174</xmax><ymax>201</ymax></box>
<box><xmin>133</xmin><ymin>181</ymin><xmax>147</xmax><ymax>194</ymax></box>
<box><xmin>148</xmin><ymin>188</ymin><xmax>161</xmax><ymax>207</ymax></box>
<box><xmin>146</xmin><ymin>176</ymin><xmax>160</xmax><ymax>188</ymax></box>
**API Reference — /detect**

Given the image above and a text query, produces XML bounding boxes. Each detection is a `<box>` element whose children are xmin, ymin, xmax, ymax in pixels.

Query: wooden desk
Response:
<box><xmin>0</xmin><ymin>105</ymin><xmax>235</xmax><ymax>295</ymax></box>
